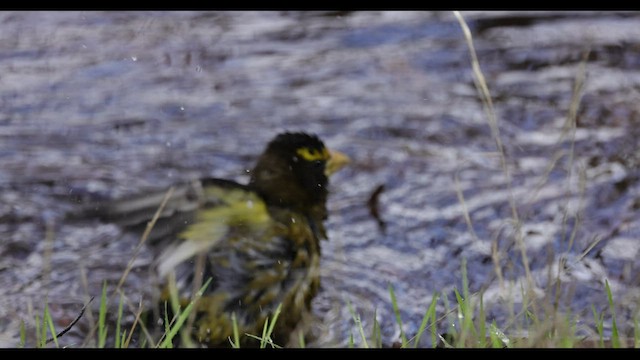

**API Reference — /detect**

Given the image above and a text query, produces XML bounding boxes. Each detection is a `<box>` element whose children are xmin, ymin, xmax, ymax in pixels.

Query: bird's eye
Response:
<box><xmin>297</xmin><ymin>147</ymin><xmax>329</xmax><ymax>162</ymax></box>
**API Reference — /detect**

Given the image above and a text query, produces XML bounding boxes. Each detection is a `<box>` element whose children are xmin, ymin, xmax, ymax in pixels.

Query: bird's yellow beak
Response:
<box><xmin>325</xmin><ymin>149</ymin><xmax>350</xmax><ymax>177</ymax></box>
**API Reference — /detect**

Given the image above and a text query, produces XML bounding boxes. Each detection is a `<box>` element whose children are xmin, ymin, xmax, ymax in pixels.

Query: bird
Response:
<box><xmin>90</xmin><ymin>132</ymin><xmax>349</xmax><ymax>347</ymax></box>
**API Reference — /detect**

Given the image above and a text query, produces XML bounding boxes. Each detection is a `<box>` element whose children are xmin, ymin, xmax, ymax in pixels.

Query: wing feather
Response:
<box><xmin>157</xmin><ymin>180</ymin><xmax>271</xmax><ymax>278</ymax></box>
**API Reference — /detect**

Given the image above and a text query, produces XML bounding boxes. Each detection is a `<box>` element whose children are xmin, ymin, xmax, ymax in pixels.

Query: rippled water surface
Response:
<box><xmin>1</xmin><ymin>11</ymin><xmax>639</xmax><ymax>347</ymax></box>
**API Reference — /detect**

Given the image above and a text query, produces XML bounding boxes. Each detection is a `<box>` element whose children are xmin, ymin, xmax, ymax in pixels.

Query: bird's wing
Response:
<box><xmin>156</xmin><ymin>179</ymin><xmax>275</xmax><ymax>279</ymax></box>
<box><xmin>70</xmin><ymin>179</ymin><xmax>205</xmax><ymax>242</ymax></box>
<box><xmin>72</xmin><ymin>177</ymin><xmax>268</xmax><ymax>243</ymax></box>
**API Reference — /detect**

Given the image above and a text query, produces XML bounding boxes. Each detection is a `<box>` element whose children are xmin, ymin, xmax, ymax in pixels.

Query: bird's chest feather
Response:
<box><xmin>230</xmin><ymin>210</ymin><xmax>322</xmax><ymax>311</ymax></box>
<box><xmin>190</xmin><ymin>209</ymin><xmax>323</xmax><ymax>344</ymax></box>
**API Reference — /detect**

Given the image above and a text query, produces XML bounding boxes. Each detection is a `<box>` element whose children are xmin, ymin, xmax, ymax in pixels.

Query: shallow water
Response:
<box><xmin>1</xmin><ymin>11</ymin><xmax>639</xmax><ymax>347</ymax></box>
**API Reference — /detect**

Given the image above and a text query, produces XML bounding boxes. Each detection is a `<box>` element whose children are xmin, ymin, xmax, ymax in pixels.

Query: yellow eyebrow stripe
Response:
<box><xmin>296</xmin><ymin>147</ymin><xmax>330</xmax><ymax>161</ymax></box>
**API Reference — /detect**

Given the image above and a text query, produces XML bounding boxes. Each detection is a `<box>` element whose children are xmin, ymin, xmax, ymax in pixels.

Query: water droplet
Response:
<box><xmin>246</xmin><ymin>200</ymin><xmax>254</xmax><ymax>208</ymax></box>
<box><xmin>131</xmin><ymin>56</ymin><xmax>137</xmax><ymax>62</ymax></box>
<box><xmin>180</xmin><ymin>106</ymin><xmax>185</xmax><ymax>111</ymax></box>
<box><xmin>82</xmin><ymin>44</ymin><xmax>87</xmax><ymax>49</ymax></box>
<box><xmin>291</xmin><ymin>218</ymin><xmax>296</xmax><ymax>223</ymax></box>
<box><xmin>166</xmin><ymin>141</ymin><xmax>172</xmax><ymax>147</ymax></box>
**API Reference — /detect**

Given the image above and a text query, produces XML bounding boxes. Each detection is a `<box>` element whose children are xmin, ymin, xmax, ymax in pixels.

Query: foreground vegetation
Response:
<box><xmin>20</xmin><ymin>257</ymin><xmax>638</xmax><ymax>348</ymax></box>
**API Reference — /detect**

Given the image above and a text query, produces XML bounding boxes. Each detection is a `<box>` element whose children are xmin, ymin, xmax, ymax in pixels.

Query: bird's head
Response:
<box><xmin>249</xmin><ymin>132</ymin><xmax>349</xmax><ymax>211</ymax></box>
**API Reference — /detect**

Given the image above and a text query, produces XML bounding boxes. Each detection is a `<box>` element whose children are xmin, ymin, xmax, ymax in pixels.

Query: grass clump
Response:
<box><xmin>345</xmin><ymin>268</ymin><xmax>632</xmax><ymax>348</ymax></box>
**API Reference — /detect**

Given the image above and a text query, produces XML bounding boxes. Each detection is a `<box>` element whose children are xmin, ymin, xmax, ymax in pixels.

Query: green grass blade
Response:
<box><xmin>244</xmin><ymin>333</ymin><xmax>282</xmax><ymax>348</ymax></box>
<box><xmin>604</xmin><ymin>279</ymin><xmax>620</xmax><ymax>348</ymax></box>
<box><xmin>459</xmin><ymin>258</ymin><xmax>478</xmax><ymax>345</ymax></box>
<box><xmin>591</xmin><ymin>304</ymin><xmax>605</xmax><ymax>348</ymax></box>
<box><xmin>121</xmin><ymin>330</ymin><xmax>128</xmax><ymax>349</ymax></box>
<box><xmin>489</xmin><ymin>321</ymin><xmax>508</xmax><ymax>348</ymax></box>
<box><xmin>441</xmin><ymin>293</ymin><xmax>456</xmax><ymax>339</ymax></box>
<box><xmin>259</xmin><ymin>315</ymin><xmax>270</xmax><ymax>348</ymax></box>
<box><xmin>139</xmin><ymin>335</ymin><xmax>147</xmax><ymax>348</ymax></box>
<box><xmin>114</xmin><ymin>293</ymin><xmax>124</xmax><ymax>348</ymax></box>
<box><xmin>298</xmin><ymin>329</ymin><xmax>306</xmax><ymax>348</ymax></box>
<box><xmin>453</xmin><ymin>289</ymin><xmax>475</xmax><ymax>347</ymax></box>
<box><xmin>228</xmin><ymin>312</ymin><xmax>240</xmax><ymax>348</ymax></box>
<box><xmin>36</xmin><ymin>314</ymin><xmax>45</xmax><ymax>348</ymax></box>
<box><xmin>98</xmin><ymin>281</ymin><xmax>108</xmax><ymax>348</ymax></box>
<box><xmin>478</xmin><ymin>294</ymin><xmax>486</xmax><ymax>348</ymax></box>
<box><xmin>162</xmin><ymin>302</ymin><xmax>172</xmax><ymax>347</ymax></box>
<box><xmin>347</xmin><ymin>300</ymin><xmax>369</xmax><ymax>348</ymax></box>
<box><xmin>453</xmin><ymin>288</ymin><xmax>465</xmax><ymax>315</ymax></box>
<box><xmin>559</xmin><ymin>314</ymin><xmax>576</xmax><ymax>348</ymax></box>
<box><xmin>371</xmin><ymin>308</ymin><xmax>381</xmax><ymax>348</ymax></box>
<box><xmin>164</xmin><ymin>272</ymin><xmax>191</xmax><ymax>347</ymax></box>
<box><xmin>264</xmin><ymin>303</ymin><xmax>282</xmax><ymax>347</ymax></box>
<box><xmin>19</xmin><ymin>320</ymin><xmax>26</xmax><ymax>348</ymax></box>
<box><xmin>413</xmin><ymin>292</ymin><xmax>439</xmax><ymax>348</ymax></box>
<box><xmin>253</xmin><ymin>304</ymin><xmax>282</xmax><ymax>349</ymax></box>
<box><xmin>430</xmin><ymin>293</ymin><xmax>439</xmax><ymax>348</ymax></box>
<box><xmin>388</xmin><ymin>284</ymin><xmax>407</xmax><ymax>346</ymax></box>
<box><xmin>159</xmin><ymin>277</ymin><xmax>212</xmax><ymax>348</ymax></box>
<box><xmin>354</xmin><ymin>313</ymin><xmax>368</xmax><ymax>348</ymax></box>
<box><xmin>44</xmin><ymin>303</ymin><xmax>59</xmax><ymax>348</ymax></box>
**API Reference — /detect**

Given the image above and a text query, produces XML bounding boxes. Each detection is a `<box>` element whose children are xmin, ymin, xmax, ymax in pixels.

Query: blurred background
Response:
<box><xmin>1</xmin><ymin>11</ymin><xmax>639</xmax><ymax>347</ymax></box>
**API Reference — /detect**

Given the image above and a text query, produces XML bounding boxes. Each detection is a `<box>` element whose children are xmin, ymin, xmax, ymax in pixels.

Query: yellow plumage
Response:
<box><xmin>153</xmin><ymin>133</ymin><xmax>348</xmax><ymax>347</ymax></box>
